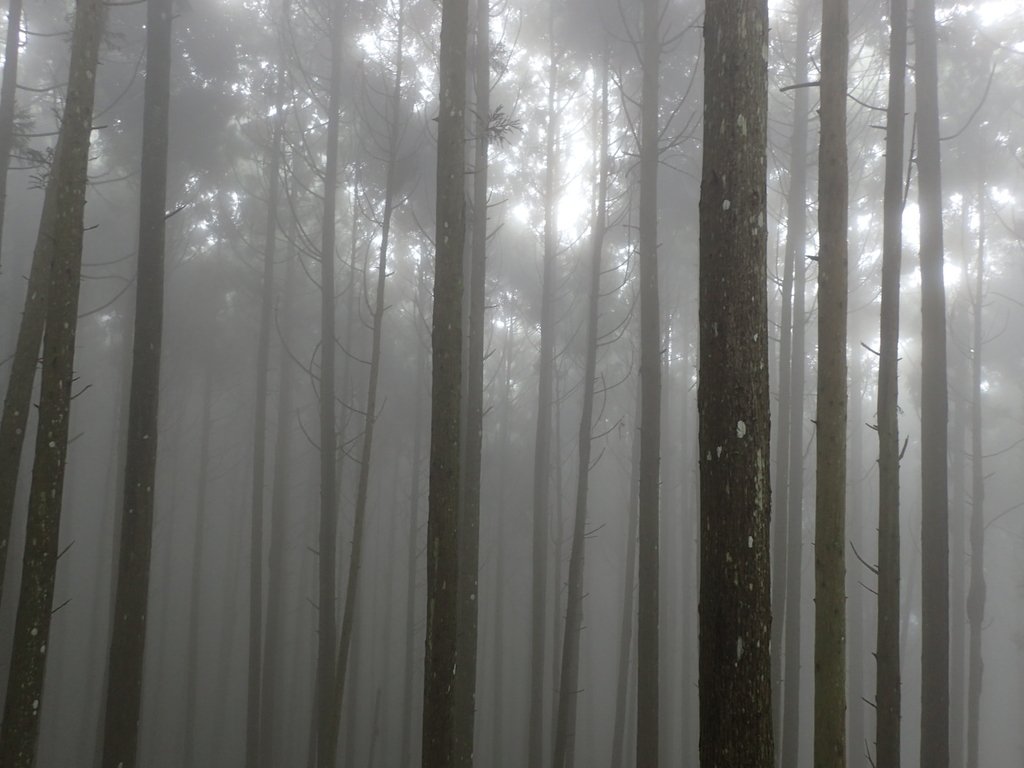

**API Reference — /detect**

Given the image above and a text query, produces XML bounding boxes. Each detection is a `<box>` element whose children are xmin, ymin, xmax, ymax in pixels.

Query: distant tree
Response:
<box><xmin>875</xmin><ymin>0</ymin><xmax>907</xmax><ymax>764</ymax></box>
<box><xmin>100</xmin><ymin>0</ymin><xmax>173</xmax><ymax>764</ymax></box>
<box><xmin>916</xmin><ymin>0</ymin><xmax>950</xmax><ymax>763</ymax></box>
<box><xmin>0</xmin><ymin>0</ymin><xmax>23</xmax><ymax>264</ymax></box>
<box><xmin>698</xmin><ymin>0</ymin><xmax>774</xmax><ymax>766</ymax></box>
<box><xmin>0</xmin><ymin>0</ymin><xmax>106</xmax><ymax>763</ymax></box>
<box><xmin>814</xmin><ymin>0</ymin><xmax>849</xmax><ymax>764</ymax></box>
<box><xmin>421</xmin><ymin>0</ymin><xmax>468</xmax><ymax>764</ymax></box>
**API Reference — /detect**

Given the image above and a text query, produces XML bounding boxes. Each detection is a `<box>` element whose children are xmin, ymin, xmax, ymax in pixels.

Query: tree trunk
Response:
<box><xmin>455</xmin><ymin>0</ymin><xmax>489</xmax><ymax>761</ymax></box>
<box><xmin>421</xmin><ymin>0</ymin><xmax>467</xmax><ymax>763</ymax></box>
<box><xmin>698</xmin><ymin>0</ymin><xmax>774</xmax><ymax>765</ymax></box>
<box><xmin>876</xmin><ymin>0</ymin><xmax>906</xmax><ymax>763</ymax></box>
<box><xmin>0</xmin><ymin>0</ymin><xmax>23</xmax><ymax>265</ymax></box>
<box><xmin>965</xmin><ymin>183</ymin><xmax>986</xmax><ymax>768</ymax></box>
<box><xmin>637</xmin><ymin>0</ymin><xmax>662</xmax><ymax>763</ymax></box>
<box><xmin>314</xmin><ymin>1</ymin><xmax>343</xmax><ymax>761</ymax></box>
<box><xmin>184</xmin><ymin>369</ymin><xmax>214</xmax><ymax>767</ymax></box>
<box><xmin>814</xmin><ymin>0</ymin><xmax>850</xmax><ymax>765</ymax></box>
<box><xmin>551</xmin><ymin>65</ymin><xmax>608</xmax><ymax>768</ymax></box>
<box><xmin>99</xmin><ymin>1</ymin><xmax>171</xmax><ymax>764</ymax></box>
<box><xmin>772</xmin><ymin>2</ymin><xmax>810</xmax><ymax>755</ymax></box>
<box><xmin>529</xmin><ymin>15</ymin><xmax>559</xmax><ymax>766</ymax></box>
<box><xmin>847</xmin><ymin>361</ymin><xmax>866</xmax><ymax>767</ymax></box>
<box><xmin>0</xmin><ymin>1</ymin><xmax>105</xmax><ymax>763</ymax></box>
<box><xmin>916</xmin><ymin>0</ymin><xmax>950</xmax><ymax>760</ymax></box>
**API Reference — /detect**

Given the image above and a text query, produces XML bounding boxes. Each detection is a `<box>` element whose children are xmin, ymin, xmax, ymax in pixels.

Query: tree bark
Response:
<box><xmin>0</xmin><ymin>1</ymin><xmax>105</xmax><ymax>763</ymax></box>
<box><xmin>99</xmin><ymin>1</ymin><xmax>171</xmax><ymax>764</ymax></box>
<box><xmin>875</xmin><ymin>0</ymin><xmax>906</xmax><ymax>763</ymax></box>
<box><xmin>915</xmin><ymin>0</ymin><xmax>950</xmax><ymax>762</ymax></box>
<box><xmin>698</xmin><ymin>0</ymin><xmax>774</xmax><ymax>765</ymax></box>
<box><xmin>421</xmin><ymin>0</ymin><xmax>468</xmax><ymax>763</ymax></box>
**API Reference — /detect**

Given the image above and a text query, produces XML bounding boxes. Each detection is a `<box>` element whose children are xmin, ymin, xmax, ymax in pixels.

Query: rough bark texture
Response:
<box><xmin>551</xmin><ymin>68</ymin><xmax>608</xmax><ymax>768</ymax></box>
<box><xmin>421</xmin><ymin>0</ymin><xmax>467</xmax><ymax>764</ymax></box>
<box><xmin>99</xmin><ymin>1</ymin><xmax>170</xmax><ymax>765</ymax></box>
<box><xmin>0</xmin><ymin>2</ymin><xmax>105</xmax><ymax>764</ymax></box>
<box><xmin>314</xmin><ymin>4</ymin><xmax>342</xmax><ymax>762</ymax></box>
<box><xmin>528</xmin><ymin>18</ymin><xmax>558</xmax><ymax>768</ymax></box>
<box><xmin>875</xmin><ymin>0</ymin><xmax>906</xmax><ymax>764</ymax></box>
<box><xmin>0</xmin><ymin>0</ymin><xmax>23</xmax><ymax>265</ymax></box>
<box><xmin>915</xmin><ymin>0</ymin><xmax>950</xmax><ymax>764</ymax></box>
<box><xmin>455</xmin><ymin>0</ymin><xmax>488</xmax><ymax>761</ymax></box>
<box><xmin>698</xmin><ymin>1</ymin><xmax>774</xmax><ymax>766</ymax></box>
<box><xmin>637</xmin><ymin>0</ymin><xmax>661</xmax><ymax>764</ymax></box>
<box><xmin>965</xmin><ymin>185</ymin><xmax>986</xmax><ymax>768</ymax></box>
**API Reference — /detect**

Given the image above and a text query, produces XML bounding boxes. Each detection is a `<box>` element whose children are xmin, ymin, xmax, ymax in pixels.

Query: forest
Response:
<box><xmin>0</xmin><ymin>0</ymin><xmax>1022</xmax><ymax>766</ymax></box>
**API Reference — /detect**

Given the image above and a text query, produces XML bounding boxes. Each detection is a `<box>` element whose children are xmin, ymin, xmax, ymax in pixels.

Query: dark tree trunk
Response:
<box><xmin>965</xmin><ymin>183</ymin><xmax>986</xmax><ymax>768</ymax></box>
<box><xmin>771</xmin><ymin>2</ymin><xmax>809</xmax><ymax>755</ymax></box>
<box><xmin>0</xmin><ymin>1</ymin><xmax>105</xmax><ymax>763</ymax></box>
<box><xmin>529</xmin><ymin>16</ymin><xmax>559</xmax><ymax>767</ymax></box>
<box><xmin>315</xmin><ymin>2</ymin><xmax>343</xmax><ymax>761</ymax></box>
<box><xmin>915</xmin><ymin>0</ymin><xmax>950</xmax><ymax>762</ymax></box>
<box><xmin>698</xmin><ymin>0</ymin><xmax>774</xmax><ymax>765</ymax></box>
<box><xmin>551</xmin><ymin>65</ymin><xmax>608</xmax><ymax>768</ymax></box>
<box><xmin>876</xmin><ymin>0</ymin><xmax>906</xmax><ymax>763</ymax></box>
<box><xmin>99</xmin><ymin>2</ymin><xmax>171</xmax><ymax>764</ymax></box>
<box><xmin>847</xmin><ymin>362</ymin><xmax>866</xmax><ymax>767</ymax></box>
<box><xmin>0</xmin><ymin>0</ymin><xmax>23</xmax><ymax>264</ymax></box>
<box><xmin>421</xmin><ymin>0</ymin><xmax>468</xmax><ymax>763</ymax></box>
<box><xmin>636</xmin><ymin>0</ymin><xmax>662</xmax><ymax>763</ymax></box>
<box><xmin>814</xmin><ymin>0</ymin><xmax>849</xmax><ymax>764</ymax></box>
<box><xmin>455</xmin><ymin>0</ymin><xmax>489</xmax><ymax>761</ymax></box>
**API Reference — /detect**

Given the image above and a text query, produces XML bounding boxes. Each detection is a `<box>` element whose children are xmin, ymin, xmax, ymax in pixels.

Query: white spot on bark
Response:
<box><xmin>748</xmin><ymin>535</ymin><xmax>754</xmax><ymax>548</ymax></box>
<box><xmin>736</xmin><ymin>420</ymin><xmax>746</xmax><ymax>438</ymax></box>
<box><xmin>716</xmin><ymin>446</ymin><xmax>722</xmax><ymax>458</ymax></box>
<box><xmin>736</xmin><ymin>637</ymin><xmax>744</xmax><ymax>661</ymax></box>
<box><xmin>722</xmin><ymin>199</ymin><xmax>731</xmax><ymax>211</ymax></box>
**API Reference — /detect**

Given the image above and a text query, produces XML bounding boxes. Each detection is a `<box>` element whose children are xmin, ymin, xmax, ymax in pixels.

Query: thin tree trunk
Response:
<box><xmin>875</xmin><ymin>0</ymin><xmax>906</xmax><ymax>763</ymax></box>
<box><xmin>529</xmin><ymin>15</ymin><xmax>559</xmax><ymax>766</ymax></box>
<box><xmin>491</xmin><ymin>330</ymin><xmax>513</xmax><ymax>768</ymax></box>
<box><xmin>814</xmin><ymin>0</ymin><xmax>849</xmax><ymax>764</ymax></box>
<box><xmin>636</xmin><ymin>0</ymin><xmax>661</xmax><ymax>763</ymax></box>
<box><xmin>915</xmin><ymin>0</ymin><xmax>950</xmax><ymax>761</ymax></box>
<box><xmin>611</xmin><ymin>394</ymin><xmax>641</xmax><ymax>768</ymax></box>
<box><xmin>184</xmin><ymin>369</ymin><xmax>214</xmax><ymax>767</ymax></box>
<box><xmin>421</xmin><ymin>0</ymin><xmax>468</xmax><ymax>763</ymax></box>
<box><xmin>847</xmin><ymin>361</ymin><xmax>866</xmax><ymax>767</ymax></box>
<box><xmin>965</xmin><ymin>183</ymin><xmax>986</xmax><ymax>768</ymax></box>
<box><xmin>0</xmin><ymin>3</ymin><xmax>105</xmax><ymax>762</ymax></box>
<box><xmin>772</xmin><ymin>2</ymin><xmax>810</xmax><ymax>755</ymax></box>
<box><xmin>551</xmin><ymin>66</ymin><xmax>608</xmax><ymax>768</ymax></box>
<box><xmin>315</xmin><ymin>1</ymin><xmax>343</xmax><ymax>760</ymax></box>
<box><xmin>324</xmin><ymin>8</ymin><xmax>405</xmax><ymax>762</ymax></box>
<box><xmin>0</xmin><ymin>0</ymin><xmax>23</xmax><ymax>264</ymax></box>
<box><xmin>455</xmin><ymin>0</ymin><xmax>489</xmax><ymax>760</ymax></box>
<box><xmin>99</xmin><ymin>2</ymin><xmax>171</xmax><ymax>763</ymax></box>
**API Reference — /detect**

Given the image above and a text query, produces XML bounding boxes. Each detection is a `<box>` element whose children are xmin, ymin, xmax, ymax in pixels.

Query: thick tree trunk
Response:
<box><xmin>814</xmin><ymin>0</ymin><xmax>849</xmax><ymax>764</ymax></box>
<box><xmin>0</xmin><ymin>2</ymin><xmax>105</xmax><ymax>763</ymax></box>
<box><xmin>965</xmin><ymin>184</ymin><xmax>986</xmax><ymax>768</ymax></box>
<box><xmin>455</xmin><ymin>0</ymin><xmax>488</xmax><ymax>761</ymax></box>
<box><xmin>551</xmin><ymin>67</ymin><xmax>608</xmax><ymax>768</ymax></box>
<box><xmin>0</xmin><ymin>0</ymin><xmax>23</xmax><ymax>264</ymax></box>
<box><xmin>529</xmin><ymin>17</ymin><xmax>559</xmax><ymax>767</ymax></box>
<box><xmin>772</xmin><ymin>3</ymin><xmax>810</xmax><ymax>757</ymax></box>
<box><xmin>875</xmin><ymin>0</ymin><xmax>906</xmax><ymax>764</ymax></box>
<box><xmin>915</xmin><ymin>0</ymin><xmax>950</xmax><ymax>760</ymax></box>
<box><xmin>698</xmin><ymin>0</ymin><xmax>774</xmax><ymax>765</ymax></box>
<box><xmin>314</xmin><ymin>3</ymin><xmax>343</xmax><ymax>762</ymax></box>
<box><xmin>99</xmin><ymin>2</ymin><xmax>171</xmax><ymax>764</ymax></box>
<box><xmin>636</xmin><ymin>0</ymin><xmax>661</xmax><ymax>763</ymax></box>
<box><xmin>421</xmin><ymin>0</ymin><xmax>467</xmax><ymax>763</ymax></box>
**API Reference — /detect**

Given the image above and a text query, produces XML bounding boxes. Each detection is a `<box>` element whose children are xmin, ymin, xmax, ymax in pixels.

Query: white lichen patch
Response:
<box><xmin>736</xmin><ymin>420</ymin><xmax>746</xmax><ymax>438</ymax></box>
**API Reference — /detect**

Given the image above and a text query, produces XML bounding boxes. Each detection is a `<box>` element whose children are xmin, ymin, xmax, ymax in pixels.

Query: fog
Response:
<box><xmin>0</xmin><ymin>0</ymin><xmax>1022</xmax><ymax>766</ymax></box>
